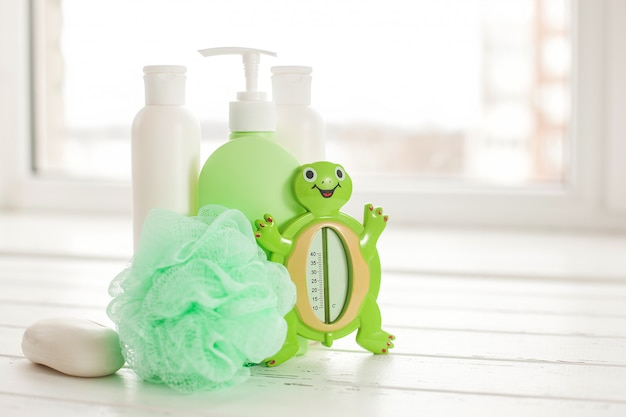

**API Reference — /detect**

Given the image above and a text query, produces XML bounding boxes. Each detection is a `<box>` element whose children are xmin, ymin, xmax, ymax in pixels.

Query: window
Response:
<box><xmin>1</xmin><ymin>0</ymin><xmax>625</xmax><ymax>229</ymax></box>
<box><xmin>36</xmin><ymin>0</ymin><xmax>571</xmax><ymax>184</ymax></box>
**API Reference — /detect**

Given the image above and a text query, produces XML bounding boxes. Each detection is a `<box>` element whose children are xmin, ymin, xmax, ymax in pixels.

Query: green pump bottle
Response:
<box><xmin>197</xmin><ymin>47</ymin><xmax>305</xmax><ymax>227</ymax></box>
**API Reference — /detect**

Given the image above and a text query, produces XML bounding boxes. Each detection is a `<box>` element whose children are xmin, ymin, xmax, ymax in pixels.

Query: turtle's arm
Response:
<box><xmin>360</xmin><ymin>204</ymin><xmax>388</xmax><ymax>259</ymax></box>
<box><xmin>255</xmin><ymin>214</ymin><xmax>292</xmax><ymax>257</ymax></box>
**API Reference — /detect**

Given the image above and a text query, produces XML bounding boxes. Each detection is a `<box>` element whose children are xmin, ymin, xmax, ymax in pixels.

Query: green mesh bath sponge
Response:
<box><xmin>107</xmin><ymin>205</ymin><xmax>295</xmax><ymax>392</ymax></box>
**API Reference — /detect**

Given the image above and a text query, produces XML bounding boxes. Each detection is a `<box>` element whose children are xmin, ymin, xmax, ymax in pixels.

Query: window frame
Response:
<box><xmin>1</xmin><ymin>0</ymin><xmax>624</xmax><ymax>229</ymax></box>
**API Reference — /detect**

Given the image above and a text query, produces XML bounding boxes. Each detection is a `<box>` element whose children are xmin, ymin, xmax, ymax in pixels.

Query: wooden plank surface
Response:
<box><xmin>3</xmin><ymin>359</ymin><xmax>626</xmax><ymax>417</ymax></box>
<box><xmin>2</xmin><ymin>228</ymin><xmax>626</xmax><ymax>416</ymax></box>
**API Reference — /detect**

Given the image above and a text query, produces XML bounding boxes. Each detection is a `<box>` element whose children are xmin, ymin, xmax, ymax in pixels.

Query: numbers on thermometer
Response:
<box><xmin>306</xmin><ymin>227</ymin><xmax>350</xmax><ymax>324</ymax></box>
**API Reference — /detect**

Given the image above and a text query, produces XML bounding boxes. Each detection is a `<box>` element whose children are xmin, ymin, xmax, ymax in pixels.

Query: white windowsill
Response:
<box><xmin>1</xmin><ymin>209</ymin><xmax>624</xmax><ymax>283</ymax></box>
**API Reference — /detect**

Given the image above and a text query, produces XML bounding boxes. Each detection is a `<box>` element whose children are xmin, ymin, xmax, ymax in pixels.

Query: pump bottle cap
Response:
<box><xmin>143</xmin><ymin>65</ymin><xmax>187</xmax><ymax>106</ymax></box>
<box><xmin>198</xmin><ymin>47</ymin><xmax>277</xmax><ymax>132</ymax></box>
<box><xmin>271</xmin><ymin>66</ymin><xmax>313</xmax><ymax>105</ymax></box>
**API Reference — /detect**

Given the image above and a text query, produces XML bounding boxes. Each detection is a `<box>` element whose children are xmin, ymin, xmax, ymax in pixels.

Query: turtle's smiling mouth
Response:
<box><xmin>313</xmin><ymin>183</ymin><xmax>340</xmax><ymax>198</ymax></box>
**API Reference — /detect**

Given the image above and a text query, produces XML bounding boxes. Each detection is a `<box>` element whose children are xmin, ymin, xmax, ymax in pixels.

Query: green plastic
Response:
<box><xmin>198</xmin><ymin>131</ymin><xmax>305</xmax><ymax>226</ymax></box>
<box><xmin>255</xmin><ymin>161</ymin><xmax>395</xmax><ymax>366</ymax></box>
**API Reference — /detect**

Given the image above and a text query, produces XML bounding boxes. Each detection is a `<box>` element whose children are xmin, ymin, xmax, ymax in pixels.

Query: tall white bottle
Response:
<box><xmin>271</xmin><ymin>66</ymin><xmax>325</xmax><ymax>163</ymax></box>
<box><xmin>131</xmin><ymin>65</ymin><xmax>200</xmax><ymax>250</ymax></box>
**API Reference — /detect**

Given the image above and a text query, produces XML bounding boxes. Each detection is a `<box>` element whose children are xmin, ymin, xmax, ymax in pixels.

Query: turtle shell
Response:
<box><xmin>271</xmin><ymin>212</ymin><xmax>382</xmax><ymax>343</ymax></box>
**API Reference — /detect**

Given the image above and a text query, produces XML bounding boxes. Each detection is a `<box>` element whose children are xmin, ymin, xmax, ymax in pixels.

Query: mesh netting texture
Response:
<box><xmin>107</xmin><ymin>205</ymin><xmax>296</xmax><ymax>392</ymax></box>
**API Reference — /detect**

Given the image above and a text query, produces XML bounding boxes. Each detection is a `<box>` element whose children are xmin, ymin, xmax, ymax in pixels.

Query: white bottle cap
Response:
<box><xmin>271</xmin><ymin>66</ymin><xmax>312</xmax><ymax>105</ymax></box>
<box><xmin>198</xmin><ymin>47</ymin><xmax>277</xmax><ymax>132</ymax></box>
<box><xmin>143</xmin><ymin>65</ymin><xmax>186</xmax><ymax>105</ymax></box>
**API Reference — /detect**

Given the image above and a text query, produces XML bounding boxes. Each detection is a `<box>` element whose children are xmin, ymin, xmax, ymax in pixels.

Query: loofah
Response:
<box><xmin>107</xmin><ymin>205</ymin><xmax>295</xmax><ymax>392</ymax></box>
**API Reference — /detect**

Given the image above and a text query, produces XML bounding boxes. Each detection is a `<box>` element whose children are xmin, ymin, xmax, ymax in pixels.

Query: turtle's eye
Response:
<box><xmin>335</xmin><ymin>166</ymin><xmax>346</xmax><ymax>181</ymax></box>
<box><xmin>303</xmin><ymin>167</ymin><xmax>317</xmax><ymax>183</ymax></box>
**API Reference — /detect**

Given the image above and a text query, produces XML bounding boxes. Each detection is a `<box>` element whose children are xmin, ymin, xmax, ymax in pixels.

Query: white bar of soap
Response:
<box><xmin>22</xmin><ymin>317</ymin><xmax>125</xmax><ymax>377</ymax></box>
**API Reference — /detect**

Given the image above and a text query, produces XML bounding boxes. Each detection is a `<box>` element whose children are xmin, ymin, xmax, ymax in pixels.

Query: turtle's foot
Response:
<box><xmin>356</xmin><ymin>329</ymin><xmax>395</xmax><ymax>354</ymax></box>
<box><xmin>361</xmin><ymin>204</ymin><xmax>388</xmax><ymax>251</ymax></box>
<box><xmin>265</xmin><ymin>340</ymin><xmax>300</xmax><ymax>367</ymax></box>
<box><xmin>254</xmin><ymin>214</ymin><xmax>288</xmax><ymax>255</ymax></box>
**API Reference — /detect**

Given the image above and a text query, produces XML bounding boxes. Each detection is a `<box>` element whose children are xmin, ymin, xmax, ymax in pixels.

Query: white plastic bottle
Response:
<box><xmin>271</xmin><ymin>66</ymin><xmax>325</xmax><ymax>163</ymax></box>
<box><xmin>131</xmin><ymin>65</ymin><xmax>200</xmax><ymax>250</ymax></box>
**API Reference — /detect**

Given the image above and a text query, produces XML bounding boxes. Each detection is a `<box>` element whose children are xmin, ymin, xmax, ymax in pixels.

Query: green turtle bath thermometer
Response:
<box><xmin>255</xmin><ymin>161</ymin><xmax>395</xmax><ymax>366</ymax></box>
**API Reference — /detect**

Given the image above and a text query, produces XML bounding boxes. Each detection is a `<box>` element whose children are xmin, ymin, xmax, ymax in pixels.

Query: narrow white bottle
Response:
<box><xmin>131</xmin><ymin>65</ymin><xmax>200</xmax><ymax>250</ymax></box>
<box><xmin>271</xmin><ymin>66</ymin><xmax>325</xmax><ymax>163</ymax></box>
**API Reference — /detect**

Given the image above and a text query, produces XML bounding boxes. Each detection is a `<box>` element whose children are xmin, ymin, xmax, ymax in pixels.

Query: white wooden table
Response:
<box><xmin>1</xmin><ymin>212</ymin><xmax>626</xmax><ymax>416</ymax></box>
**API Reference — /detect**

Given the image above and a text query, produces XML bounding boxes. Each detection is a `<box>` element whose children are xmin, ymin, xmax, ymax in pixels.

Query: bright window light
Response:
<box><xmin>33</xmin><ymin>0</ymin><xmax>571</xmax><ymax>186</ymax></box>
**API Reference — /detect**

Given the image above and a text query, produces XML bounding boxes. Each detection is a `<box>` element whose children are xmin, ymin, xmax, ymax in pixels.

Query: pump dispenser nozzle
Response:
<box><xmin>199</xmin><ymin>47</ymin><xmax>277</xmax><ymax>132</ymax></box>
<box><xmin>198</xmin><ymin>47</ymin><xmax>276</xmax><ymax>101</ymax></box>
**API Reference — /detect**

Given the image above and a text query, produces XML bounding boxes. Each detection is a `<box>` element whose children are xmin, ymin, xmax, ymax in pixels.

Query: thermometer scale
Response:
<box><xmin>306</xmin><ymin>227</ymin><xmax>350</xmax><ymax>324</ymax></box>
